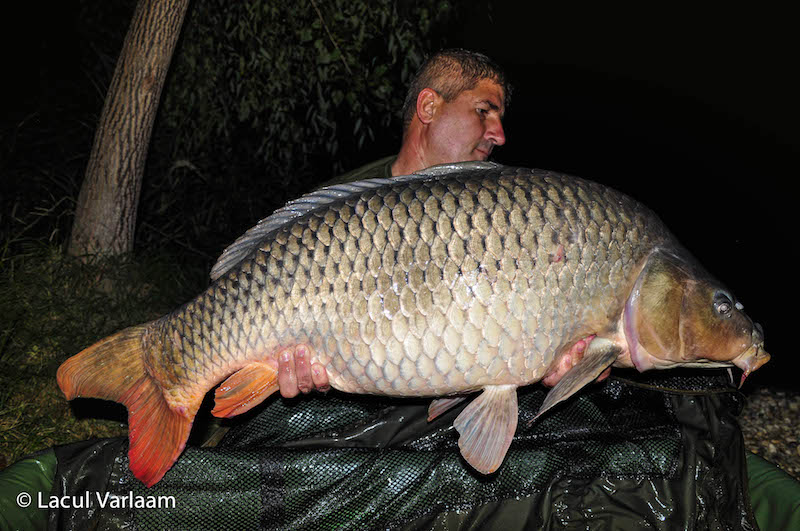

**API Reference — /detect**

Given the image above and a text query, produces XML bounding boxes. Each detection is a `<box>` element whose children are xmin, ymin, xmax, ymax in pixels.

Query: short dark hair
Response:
<box><xmin>401</xmin><ymin>48</ymin><xmax>511</xmax><ymax>131</ymax></box>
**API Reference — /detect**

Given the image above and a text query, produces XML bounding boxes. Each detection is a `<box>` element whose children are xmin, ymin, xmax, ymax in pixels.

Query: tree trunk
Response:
<box><xmin>68</xmin><ymin>0</ymin><xmax>190</xmax><ymax>258</ymax></box>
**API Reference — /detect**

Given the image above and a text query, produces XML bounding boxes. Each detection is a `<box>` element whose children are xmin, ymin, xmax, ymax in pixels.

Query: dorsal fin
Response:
<box><xmin>210</xmin><ymin>178</ymin><xmax>392</xmax><ymax>280</ymax></box>
<box><xmin>209</xmin><ymin>161</ymin><xmax>501</xmax><ymax>280</ymax></box>
<box><xmin>412</xmin><ymin>160</ymin><xmax>498</xmax><ymax>177</ymax></box>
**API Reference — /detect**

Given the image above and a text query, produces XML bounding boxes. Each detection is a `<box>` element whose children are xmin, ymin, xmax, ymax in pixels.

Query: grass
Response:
<box><xmin>0</xmin><ymin>81</ymin><xmax>249</xmax><ymax>471</ymax></box>
<box><xmin>0</xmin><ymin>242</ymin><xmax>207</xmax><ymax>469</ymax></box>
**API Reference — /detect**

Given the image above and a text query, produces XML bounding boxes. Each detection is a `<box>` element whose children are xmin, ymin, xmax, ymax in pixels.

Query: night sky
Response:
<box><xmin>3</xmin><ymin>4</ymin><xmax>797</xmax><ymax>388</ymax></box>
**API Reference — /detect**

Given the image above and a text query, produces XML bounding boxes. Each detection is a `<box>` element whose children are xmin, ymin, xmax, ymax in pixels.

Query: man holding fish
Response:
<box><xmin>47</xmin><ymin>49</ymin><xmax>764</xmax><ymax>529</ymax></box>
<box><xmin>276</xmin><ymin>49</ymin><xmax>605</xmax><ymax>398</ymax></box>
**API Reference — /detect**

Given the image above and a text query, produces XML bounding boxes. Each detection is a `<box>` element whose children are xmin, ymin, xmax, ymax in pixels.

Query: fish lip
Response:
<box><xmin>732</xmin><ymin>324</ymin><xmax>769</xmax><ymax>386</ymax></box>
<box><xmin>733</xmin><ymin>342</ymin><xmax>770</xmax><ymax>383</ymax></box>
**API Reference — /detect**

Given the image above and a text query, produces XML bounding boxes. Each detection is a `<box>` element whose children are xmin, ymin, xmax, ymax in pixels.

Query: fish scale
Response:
<box><xmin>57</xmin><ymin>162</ymin><xmax>768</xmax><ymax>486</ymax></box>
<box><xmin>153</xmin><ymin>168</ymin><xmax>653</xmax><ymax>399</ymax></box>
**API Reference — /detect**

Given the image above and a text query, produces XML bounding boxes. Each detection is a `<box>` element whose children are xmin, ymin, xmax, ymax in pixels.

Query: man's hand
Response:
<box><xmin>276</xmin><ymin>344</ymin><xmax>330</xmax><ymax>398</ymax></box>
<box><xmin>541</xmin><ymin>335</ymin><xmax>611</xmax><ymax>387</ymax></box>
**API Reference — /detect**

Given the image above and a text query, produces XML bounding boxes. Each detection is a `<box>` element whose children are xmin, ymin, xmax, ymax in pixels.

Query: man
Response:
<box><xmin>277</xmin><ymin>48</ymin><xmax>603</xmax><ymax>404</ymax></box>
<box><xmin>318</xmin><ymin>47</ymin><xmax>507</xmax><ymax>187</ymax></box>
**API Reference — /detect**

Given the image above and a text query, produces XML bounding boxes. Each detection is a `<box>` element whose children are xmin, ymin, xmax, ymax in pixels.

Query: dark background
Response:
<box><xmin>3</xmin><ymin>4</ymin><xmax>796</xmax><ymax>388</ymax></box>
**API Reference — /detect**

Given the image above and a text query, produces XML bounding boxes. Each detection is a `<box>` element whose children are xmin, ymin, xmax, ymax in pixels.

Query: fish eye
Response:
<box><xmin>713</xmin><ymin>292</ymin><xmax>733</xmax><ymax>318</ymax></box>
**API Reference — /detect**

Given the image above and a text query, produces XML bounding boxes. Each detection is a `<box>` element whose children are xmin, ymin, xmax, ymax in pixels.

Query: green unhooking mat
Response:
<box><xmin>6</xmin><ymin>370</ymin><xmax>799</xmax><ymax>529</ymax></box>
<box><xmin>46</xmin><ymin>371</ymin><xmax>758</xmax><ymax>529</ymax></box>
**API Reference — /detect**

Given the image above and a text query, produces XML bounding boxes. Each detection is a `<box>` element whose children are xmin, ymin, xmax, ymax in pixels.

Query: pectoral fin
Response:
<box><xmin>453</xmin><ymin>385</ymin><xmax>518</xmax><ymax>474</ymax></box>
<box><xmin>211</xmin><ymin>362</ymin><xmax>279</xmax><ymax>418</ymax></box>
<box><xmin>534</xmin><ymin>338</ymin><xmax>620</xmax><ymax>422</ymax></box>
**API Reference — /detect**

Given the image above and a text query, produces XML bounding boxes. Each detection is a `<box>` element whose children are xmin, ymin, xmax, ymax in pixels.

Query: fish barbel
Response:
<box><xmin>57</xmin><ymin>162</ymin><xmax>769</xmax><ymax>486</ymax></box>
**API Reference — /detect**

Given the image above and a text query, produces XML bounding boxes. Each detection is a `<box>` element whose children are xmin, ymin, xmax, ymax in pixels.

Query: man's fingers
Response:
<box><xmin>277</xmin><ymin>347</ymin><xmax>299</xmax><ymax>398</ymax></box>
<box><xmin>276</xmin><ymin>344</ymin><xmax>330</xmax><ymax>397</ymax></box>
<box><xmin>596</xmin><ymin>367</ymin><xmax>612</xmax><ymax>382</ymax></box>
<box><xmin>542</xmin><ymin>352</ymin><xmax>573</xmax><ymax>388</ymax></box>
<box><xmin>311</xmin><ymin>362</ymin><xmax>330</xmax><ymax>393</ymax></box>
<box><xmin>540</xmin><ymin>335</ymin><xmax>600</xmax><ymax>388</ymax></box>
<box><xmin>294</xmin><ymin>345</ymin><xmax>314</xmax><ymax>394</ymax></box>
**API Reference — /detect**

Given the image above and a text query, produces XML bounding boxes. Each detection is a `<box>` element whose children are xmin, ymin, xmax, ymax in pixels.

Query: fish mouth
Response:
<box><xmin>732</xmin><ymin>323</ymin><xmax>769</xmax><ymax>387</ymax></box>
<box><xmin>733</xmin><ymin>342</ymin><xmax>770</xmax><ymax>388</ymax></box>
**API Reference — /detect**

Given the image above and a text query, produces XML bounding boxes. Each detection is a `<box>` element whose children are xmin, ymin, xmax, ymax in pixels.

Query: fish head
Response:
<box><xmin>624</xmin><ymin>249</ymin><xmax>769</xmax><ymax>384</ymax></box>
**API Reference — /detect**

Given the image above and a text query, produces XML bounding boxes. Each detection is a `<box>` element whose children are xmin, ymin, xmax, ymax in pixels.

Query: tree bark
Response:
<box><xmin>68</xmin><ymin>0</ymin><xmax>190</xmax><ymax>258</ymax></box>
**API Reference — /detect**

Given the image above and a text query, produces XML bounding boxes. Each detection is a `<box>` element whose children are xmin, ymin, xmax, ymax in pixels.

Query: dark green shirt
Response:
<box><xmin>316</xmin><ymin>155</ymin><xmax>396</xmax><ymax>189</ymax></box>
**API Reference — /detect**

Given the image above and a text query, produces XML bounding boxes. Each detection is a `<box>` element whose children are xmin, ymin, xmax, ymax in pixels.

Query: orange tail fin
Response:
<box><xmin>57</xmin><ymin>323</ymin><xmax>193</xmax><ymax>487</ymax></box>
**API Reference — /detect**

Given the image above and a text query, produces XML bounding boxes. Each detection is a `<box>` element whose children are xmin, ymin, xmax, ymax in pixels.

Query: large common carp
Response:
<box><xmin>57</xmin><ymin>162</ymin><xmax>769</xmax><ymax>487</ymax></box>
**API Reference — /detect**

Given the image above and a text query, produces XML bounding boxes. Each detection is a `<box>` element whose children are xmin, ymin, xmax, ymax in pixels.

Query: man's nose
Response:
<box><xmin>486</xmin><ymin>117</ymin><xmax>506</xmax><ymax>146</ymax></box>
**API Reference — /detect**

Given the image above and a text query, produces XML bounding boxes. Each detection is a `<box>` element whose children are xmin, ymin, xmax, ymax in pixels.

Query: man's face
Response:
<box><xmin>426</xmin><ymin>79</ymin><xmax>506</xmax><ymax>166</ymax></box>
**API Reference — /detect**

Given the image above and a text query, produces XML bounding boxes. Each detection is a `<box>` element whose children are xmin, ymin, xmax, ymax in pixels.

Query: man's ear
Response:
<box><xmin>416</xmin><ymin>88</ymin><xmax>440</xmax><ymax>125</ymax></box>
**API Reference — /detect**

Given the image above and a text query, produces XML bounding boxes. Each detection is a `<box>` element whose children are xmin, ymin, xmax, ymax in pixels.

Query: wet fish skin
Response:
<box><xmin>170</xmin><ymin>166</ymin><xmax>658</xmax><ymax>394</ymax></box>
<box><xmin>57</xmin><ymin>162</ymin><xmax>767</xmax><ymax>486</ymax></box>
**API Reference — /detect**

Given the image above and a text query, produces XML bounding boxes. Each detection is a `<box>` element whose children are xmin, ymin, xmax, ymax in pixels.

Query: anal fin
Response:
<box><xmin>534</xmin><ymin>337</ymin><xmax>620</xmax><ymax>422</ymax></box>
<box><xmin>211</xmin><ymin>362</ymin><xmax>279</xmax><ymax>418</ymax></box>
<box><xmin>453</xmin><ymin>385</ymin><xmax>518</xmax><ymax>474</ymax></box>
